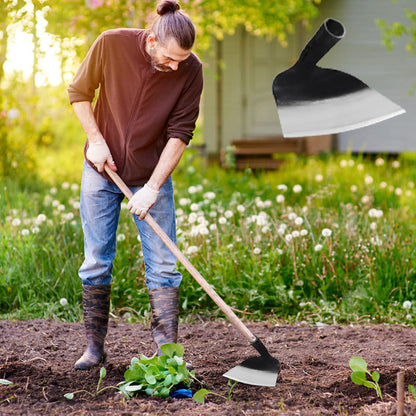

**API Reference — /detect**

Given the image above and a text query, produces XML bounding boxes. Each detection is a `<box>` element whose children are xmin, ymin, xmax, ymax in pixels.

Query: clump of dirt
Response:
<box><xmin>1</xmin><ymin>319</ymin><xmax>416</xmax><ymax>415</ymax></box>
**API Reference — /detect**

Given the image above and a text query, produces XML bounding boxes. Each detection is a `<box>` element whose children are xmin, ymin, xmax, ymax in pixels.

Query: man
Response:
<box><xmin>68</xmin><ymin>0</ymin><xmax>203</xmax><ymax>370</ymax></box>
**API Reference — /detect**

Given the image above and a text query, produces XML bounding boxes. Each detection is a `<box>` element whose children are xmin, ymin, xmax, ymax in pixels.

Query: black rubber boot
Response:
<box><xmin>148</xmin><ymin>286</ymin><xmax>179</xmax><ymax>356</ymax></box>
<box><xmin>75</xmin><ymin>284</ymin><xmax>111</xmax><ymax>370</ymax></box>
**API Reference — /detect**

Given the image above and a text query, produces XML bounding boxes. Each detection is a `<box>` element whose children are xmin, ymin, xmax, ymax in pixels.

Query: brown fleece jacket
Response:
<box><xmin>68</xmin><ymin>29</ymin><xmax>203</xmax><ymax>186</ymax></box>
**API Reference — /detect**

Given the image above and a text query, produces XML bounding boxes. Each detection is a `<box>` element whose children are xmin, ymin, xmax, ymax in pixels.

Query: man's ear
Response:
<box><xmin>147</xmin><ymin>33</ymin><xmax>157</xmax><ymax>49</ymax></box>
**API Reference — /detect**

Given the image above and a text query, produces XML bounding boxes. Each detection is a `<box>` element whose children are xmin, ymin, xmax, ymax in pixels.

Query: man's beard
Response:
<box><xmin>149</xmin><ymin>47</ymin><xmax>173</xmax><ymax>72</ymax></box>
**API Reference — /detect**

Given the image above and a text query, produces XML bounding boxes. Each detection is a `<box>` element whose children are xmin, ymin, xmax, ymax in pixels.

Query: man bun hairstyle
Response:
<box><xmin>151</xmin><ymin>0</ymin><xmax>195</xmax><ymax>50</ymax></box>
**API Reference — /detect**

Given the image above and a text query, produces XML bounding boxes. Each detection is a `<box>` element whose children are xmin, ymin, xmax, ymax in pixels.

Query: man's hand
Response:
<box><xmin>127</xmin><ymin>184</ymin><xmax>159</xmax><ymax>220</ymax></box>
<box><xmin>86</xmin><ymin>139</ymin><xmax>116</xmax><ymax>172</ymax></box>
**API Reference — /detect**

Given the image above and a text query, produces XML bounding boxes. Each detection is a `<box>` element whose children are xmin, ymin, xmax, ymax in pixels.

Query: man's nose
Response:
<box><xmin>169</xmin><ymin>62</ymin><xmax>179</xmax><ymax>71</ymax></box>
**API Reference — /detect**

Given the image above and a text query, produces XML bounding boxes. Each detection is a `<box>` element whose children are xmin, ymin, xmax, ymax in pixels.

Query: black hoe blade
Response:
<box><xmin>223</xmin><ymin>338</ymin><xmax>281</xmax><ymax>387</ymax></box>
<box><xmin>272</xmin><ymin>18</ymin><xmax>405</xmax><ymax>137</ymax></box>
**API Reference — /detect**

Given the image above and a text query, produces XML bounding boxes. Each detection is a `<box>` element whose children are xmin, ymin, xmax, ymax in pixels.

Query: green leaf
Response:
<box><xmin>0</xmin><ymin>379</ymin><xmax>13</xmax><ymax>386</ymax></box>
<box><xmin>351</xmin><ymin>371</ymin><xmax>367</xmax><ymax>386</ymax></box>
<box><xmin>145</xmin><ymin>373</ymin><xmax>157</xmax><ymax>385</ymax></box>
<box><xmin>193</xmin><ymin>388</ymin><xmax>211</xmax><ymax>404</ymax></box>
<box><xmin>371</xmin><ymin>371</ymin><xmax>380</xmax><ymax>383</ymax></box>
<box><xmin>409</xmin><ymin>384</ymin><xmax>416</xmax><ymax>399</ymax></box>
<box><xmin>64</xmin><ymin>393</ymin><xmax>74</xmax><ymax>400</ymax></box>
<box><xmin>363</xmin><ymin>380</ymin><xmax>376</xmax><ymax>390</ymax></box>
<box><xmin>349</xmin><ymin>356</ymin><xmax>368</xmax><ymax>373</ymax></box>
<box><xmin>125</xmin><ymin>383</ymin><xmax>143</xmax><ymax>392</ymax></box>
<box><xmin>161</xmin><ymin>343</ymin><xmax>184</xmax><ymax>358</ymax></box>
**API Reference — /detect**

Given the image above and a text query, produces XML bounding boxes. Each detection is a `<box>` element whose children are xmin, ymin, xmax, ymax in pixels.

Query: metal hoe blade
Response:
<box><xmin>223</xmin><ymin>338</ymin><xmax>281</xmax><ymax>387</ymax></box>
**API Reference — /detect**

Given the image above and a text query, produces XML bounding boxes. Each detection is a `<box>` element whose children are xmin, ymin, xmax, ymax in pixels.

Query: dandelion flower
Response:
<box><xmin>218</xmin><ymin>217</ymin><xmax>227</xmax><ymax>225</ymax></box>
<box><xmin>277</xmin><ymin>184</ymin><xmax>288</xmax><ymax>192</ymax></box>
<box><xmin>321</xmin><ymin>228</ymin><xmax>332</xmax><ymax>237</ymax></box>
<box><xmin>395</xmin><ymin>188</ymin><xmax>403</xmax><ymax>196</ymax></box>
<box><xmin>62</xmin><ymin>182</ymin><xmax>70</xmax><ymax>189</ymax></box>
<box><xmin>285</xmin><ymin>234</ymin><xmax>293</xmax><ymax>242</ymax></box>
<box><xmin>314</xmin><ymin>244</ymin><xmax>323</xmax><ymax>252</ymax></box>
<box><xmin>21</xmin><ymin>229</ymin><xmax>30</xmax><ymax>236</ymax></box>
<box><xmin>340</xmin><ymin>160</ymin><xmax>347</xmax><ymax>167</ymax></box>
<box><xmin>392</xmin><ymin>160</ymin><xmax>400</xmax><ymax>169</ymax></box>
<box><xmin>375</xmin><ymin>158</ymin><xmax>384</xmax><ymax>166</ymax></box>
<box><xmin>60</xmin><ymin>298</ymin><xmax>68</xmax><ymax>306</ymax></box>
<box><xmin>276</xmin><ymin>195</ymin><xmax>285</xmax><ymax>203</ymax></box>
<box><xmin>288</xmin><ymin>212</ymin><xmax>297</xmax><ymax>221</ymax></box>
<box><xmin>364</xmin><ymin>175</ymin><xmax>373</xmax><ymax>185</ymax></box>
<box><xmin>209</xmin><ymin>224</ymin><xmax>217</xmax><ymax>231</ymax></box>
<box><xmin>117</xmin><ymin>234</ymin><xmax>126</xmax><ymax>242</ymax></box>
<box><xmin>293</xmin><ymin>184</ymin><xmax>302</xmax><ymax>193</ymax></box>
<box><xmin>224</xmin><ymin>210</ymin><xmax>233</xmax><ymax>218</ymax></box>
<box><xmin>12</xmin><ymin>218</ymin><xmax>21</xmax><ymax>226</ymax></box>
<box><xmin>237</xmin><ymin>205</ymin><xmax>245</xmax><ymax>213</ymax></box>
<box><xmin>294</xmin><ymin>217</ymin><xmax>303</xmax><ymax>225</ymax></box>
<box><xmin>300</xmin><ymin>229</ymin><xmax>308</xmax><ymax>236</ymax></box>
<box><xmin>403</xmin><ymin>301</ymin><xmax>412</xmax><ymax>309</ymax></box>
<box><xmin>292</xmin><ymin>230</ymin><xmax>300</xmax><ymax>238</ymax></box>
<box><xmin>315</xmin><ymin>174</ymin><xmax>323</xmax><ymax>182</ymax></box>
<box><xmin>253</xmin><ymin>247</ymin><xmax>261</xmax><ymax>255</ymax></box>
<box><xmin>186</xmin><ymin>246</ymin><xmax>198</xmax><ymax>255</ymax></box>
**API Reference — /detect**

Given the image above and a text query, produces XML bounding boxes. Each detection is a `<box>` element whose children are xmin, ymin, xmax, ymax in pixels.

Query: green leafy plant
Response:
<box><xmin>408</xmin><ymin>384</ymin><xmax>416</xmax><ymax>400</ymax></box>
<box><xmin>193</xmin><ymin>379</ymin><xmax>238</xmax><ymax>403</ymax></box>
<box><xmin>118</xmin><ymin>343</ymin><xmax>198</xmax><ymax>399</ymax></box>
<box><xmin>64</xmin><ymin>367</ymin><xmax>117</xmax><ymax>399</ymax></box>
<box><xmin>349</xmin><ymin>356</ymin><xmax>383</xmax><ymax>400</ymax></box>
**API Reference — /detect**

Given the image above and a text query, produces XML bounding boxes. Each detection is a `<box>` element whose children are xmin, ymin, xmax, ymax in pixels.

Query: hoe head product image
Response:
<box><xmin>104</xmin><ymin>165</ymin><xmax>281</xmax><ymax>387</ymax></box>
<box><xmin>272</xmin><ymin>18</ymin><xmax>405</xmax><ymax>138</ymax></box>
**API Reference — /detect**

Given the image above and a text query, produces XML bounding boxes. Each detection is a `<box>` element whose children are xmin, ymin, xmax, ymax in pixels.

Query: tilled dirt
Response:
<box><xmin>1</xmin><ymin>319</ymin><xmax>416</xmax><ymax>415</ymax></box>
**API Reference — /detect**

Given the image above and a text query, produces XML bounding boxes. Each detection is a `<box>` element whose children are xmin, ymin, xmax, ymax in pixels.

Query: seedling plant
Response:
<box><xmin>118</xmin><ymin>343</ymin><xmax>200</xmax><ymax>399</ymax></box>
<box><xmin>349</xmin><ymin>356</ymin><xmax>383</xmax><ymax>399</ymax></box>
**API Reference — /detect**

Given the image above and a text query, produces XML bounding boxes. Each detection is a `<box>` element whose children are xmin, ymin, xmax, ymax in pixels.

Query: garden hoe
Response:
<box><xmin>272</xmin><ymin>18</ymin><xmax>405</xmax><ymax>138</ymax></box>
<box><xmin>104</xmin><ymin>165</ymin><xmax>281</xmax><ymax>387</ymax></box>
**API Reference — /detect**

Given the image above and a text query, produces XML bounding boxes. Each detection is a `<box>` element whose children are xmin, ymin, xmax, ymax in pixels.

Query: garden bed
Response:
<box><xmin>1</xmin><ymin>319</ymin><xmax>416</xmax><ymax>415</ymax></box>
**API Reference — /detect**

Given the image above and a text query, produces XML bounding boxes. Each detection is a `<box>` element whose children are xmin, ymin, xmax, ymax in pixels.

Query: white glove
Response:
<box><xmin>86</xmin><ymin>140</ymin><xmax>115</xmax><ymax>172</ymax></box>
<box><xmin>127</xmin><ymin>183</ymin><xmax>159</xmax><ymax>220</ymax></box>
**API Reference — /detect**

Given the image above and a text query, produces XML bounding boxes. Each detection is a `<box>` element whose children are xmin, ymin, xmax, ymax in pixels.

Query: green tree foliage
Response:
<box><xmin>43</xmin><ymin>0</ymin><xmax>322</xmax><ymax>58</ymax></box>
<box><xmin>377</xmin><ymin>8</ymin><xmax>416</xmax><ymax>55</ymax></box>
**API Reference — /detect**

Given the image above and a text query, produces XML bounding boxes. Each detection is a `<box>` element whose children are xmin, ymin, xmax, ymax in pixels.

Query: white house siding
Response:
<box><xmin>309</xmin><ymin>0</ymin><xmax>415</xmax><ymax>153</ymax></box>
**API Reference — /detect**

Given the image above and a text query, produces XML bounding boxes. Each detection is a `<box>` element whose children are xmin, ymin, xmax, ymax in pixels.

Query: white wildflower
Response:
<box><xmin>364</xmin><ymin>175</ymin><xmax>373</xmax><ymax>185</ymax></box>
<box><xmin>277</xmin><ymin>184</ymin><xmax>288</xmax><ymax>192</ymax></box>
<box><xmin>403</xmin><ymin>301</ymin><xmax>412</xmax><ymax>310</ymax></box>
<box><xmin>293</xmin><ymin>184</ymin><xmax>302</xmax><ymax>193</ymax></box>
<box><xmin>218</xmin><ymin>217</ymin><xmax>227</xmax><ymax>225</ymax></box>
<box><xmin>392</xmin><ymin>160</ymin><xmax>400</xmax><ymax>169</ymax></box>
<box><xmin>375</xmin><ymin>158</ymin><xmax>384</xmax><ymax>166</ymax></box>
<box><xmin>315</xmin><ymin>174</ymin><xmax>323</xmax><ymax>182</ymax></box>
<box><xmin>62</xmin><ymin>182</ymin><xmax>70</xmax><ymax>189</ymax></box>
<box><xmin>294</xmin><ymin>217</ymin><xmax>303</xmax><ymax>225</ymax></box>
<box><xmin>12</xmin><ymin>218</ymin><xmax>21</xmax><ymax>226</ymax></box>
<box><xmin>350</xmin><ymin>185</ymin><xmax>358</xmax><ymax>192</ymax></box>
<box><xmin>276</xmin><ymin>194</ymin><xmax>285</xmax><ymax>203</ymax></box>
<box><xmin>285</xmin><ymin>234</ymin><xmax>293</xmax><ymax>242</ymax></box>
<box><xmin>60</xmin><ymin>298</ymin><xmax>68</xmax><ymax>306</ymax></box>
<box><xmin>292</xmin><ymin>230</ymin><xmax>300</xmax><ymax>238</ymax></box>
<box><xmin>237</xmin><ymin>205</ymin><xmax>245</xmax><ymax>213</ymax></box>
<box><xmin>395</xmin><ymin>188</ymin><xmax>403</xmax><ymax>196</ymax></box>
<box><xmin>314</xmin><ymin>244</ymin><xmax>323</xmax><ymax>252</ymax></box>
<box><xmin>300</xmin><ymin>229</ymin><xmax>308</xmax><ymax>236</ymax></box>
<box><xmin>117</xmin><ymin>234</ymin><xmax>126</xmax><ymax>242</ymax></box>
<box><xmin>253</xmin><ymin>247</ymin><xmax>261</xmax><ymax>255</ymax></box>
<box><xmin>288</xmin><ymin>212</ymin><xmax>297</xmax><ymax>221</ymax></box>
<box><xmin>321</xmin><ymin>228</ymin><xmax>332</xmax><ymax>237</ymax></box>
<box><xmin>21</xmin><ymin>229</ymin><xmax>30</xmax><ymax>236</ymax></box>
<box><xmin>224</xmin><ymin>210</ymin><xmax>233</xmax><ymax>218</ymax></box>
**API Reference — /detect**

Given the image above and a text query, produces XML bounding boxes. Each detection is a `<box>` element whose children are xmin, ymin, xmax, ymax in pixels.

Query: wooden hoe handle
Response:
<box><xmin>104</xmin><ymin>165</ymin><xmax>256</xmax><ymax>344</ymax></box>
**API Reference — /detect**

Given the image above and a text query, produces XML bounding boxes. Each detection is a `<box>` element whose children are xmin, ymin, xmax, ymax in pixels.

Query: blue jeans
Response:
<box><xmin>79</xmin><ymin>162</ymin><xmax>182</xmax><ymax>290</ymax></box>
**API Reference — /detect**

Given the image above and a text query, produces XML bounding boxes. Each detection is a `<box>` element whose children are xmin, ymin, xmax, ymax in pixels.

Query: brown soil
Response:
<box><xmin>1</xmin><ymin>319</ymin><xmax>416</xmax><ymax>415</ymax></box>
